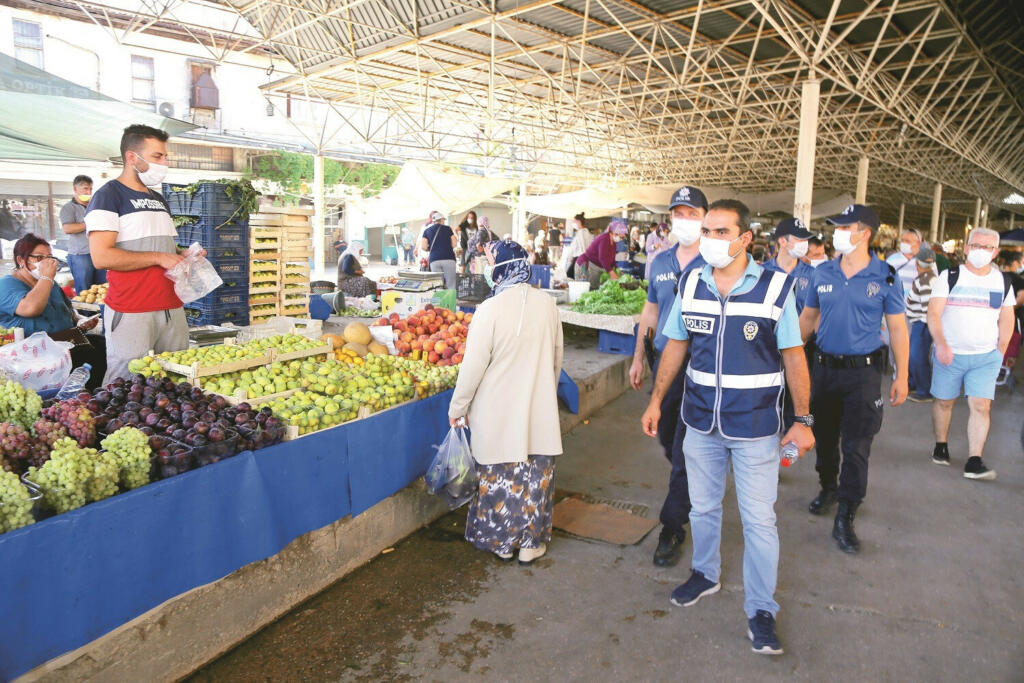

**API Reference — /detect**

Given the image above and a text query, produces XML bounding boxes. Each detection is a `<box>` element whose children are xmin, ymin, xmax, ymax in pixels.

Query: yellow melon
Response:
<box><xmin>343</xmin><ymin>322</ymin><xmax>372</xmax><ymax>346</ymax></box>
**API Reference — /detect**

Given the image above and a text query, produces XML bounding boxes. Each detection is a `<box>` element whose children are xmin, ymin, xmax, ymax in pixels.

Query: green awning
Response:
<box><xmin>0</xmin><ymin>53</ymin><xmax>196</xmax><ymax>161</ymax></box>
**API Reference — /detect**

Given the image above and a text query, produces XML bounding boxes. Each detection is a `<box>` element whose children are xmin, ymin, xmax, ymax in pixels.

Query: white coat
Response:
<box><xmin>448</xmin><ymin>283</ymin><xmax>564</xmax><ymax>465</ymax></box>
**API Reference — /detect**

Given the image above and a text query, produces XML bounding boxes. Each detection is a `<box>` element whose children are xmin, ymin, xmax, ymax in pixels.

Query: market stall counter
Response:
<box><xmin>0</xmin><ymin>389</ymin><xmax>453</xmax><ymax>681</ymax></box>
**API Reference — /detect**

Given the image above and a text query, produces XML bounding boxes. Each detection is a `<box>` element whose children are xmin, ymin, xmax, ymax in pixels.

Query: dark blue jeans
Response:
<box><xmin>909</xmin><ymin>320</ymin><xmax>933</xmax><ymax>398</ymax></box>
<box><xmin>67</xmin><ymin>253</ymin><xmax>106</xmax><ymax>294</ymax></box>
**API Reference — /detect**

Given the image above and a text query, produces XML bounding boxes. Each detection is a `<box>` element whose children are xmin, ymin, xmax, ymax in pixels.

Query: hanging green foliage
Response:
<box><xmin>250</xmin><ymin>152</ymin><xmax>399</xmax><ymax>199</ymax></box>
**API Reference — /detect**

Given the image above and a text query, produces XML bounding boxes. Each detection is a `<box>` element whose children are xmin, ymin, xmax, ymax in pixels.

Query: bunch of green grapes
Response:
<box><xmin>27</xmin><ymin>437</ymin><xmax>107</xmax><ymax>514</ymax></box>
<box><xmin>0</xmin><ymin>380</ymin><xmax>42</xmax><ymax>429</ymax></box>
<box><xmin>87</xmin><ymin>450</ymin><xmax>119</xmax><ymax>503</ymax></box>
<box><xmin>0</xmin><ymin>470</ymin><xmax>34</xmax><ymax>533</ymax></box>
<box><xmin>100</xmin><ymin>427</ymin><xmax>151</xmax><ymax>490</ymax></box>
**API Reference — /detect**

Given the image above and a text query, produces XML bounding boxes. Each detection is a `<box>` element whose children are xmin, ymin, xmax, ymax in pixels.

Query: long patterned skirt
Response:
<box><xmin>465</xmin><ymin>455</ymin><xmax>556</xmax><ymax>554</ymax></box>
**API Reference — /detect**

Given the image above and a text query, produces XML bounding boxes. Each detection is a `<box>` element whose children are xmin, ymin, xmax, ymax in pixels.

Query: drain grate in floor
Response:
<box><xmin>572</xmin><ymin>493</ymin><xmax>650</xmax><ymax>518</ymax></box>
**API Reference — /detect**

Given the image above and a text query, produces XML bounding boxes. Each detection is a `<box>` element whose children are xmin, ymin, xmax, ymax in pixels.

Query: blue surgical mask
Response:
<box><xmin>483</xmin><ymin>264</ymin><xmax>495</xmax><ymax>288</ymax></box>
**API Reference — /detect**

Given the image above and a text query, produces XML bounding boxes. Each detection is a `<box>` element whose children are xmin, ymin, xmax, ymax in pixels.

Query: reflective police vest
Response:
<box><xmin>678</xmin><ymin>267</ymin><xmax>794</xmax><ymax>440</ymax></box>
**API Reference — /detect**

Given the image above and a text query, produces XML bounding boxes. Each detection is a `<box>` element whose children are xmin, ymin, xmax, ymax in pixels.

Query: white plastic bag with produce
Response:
<box><xmin>0</xmin><ymin>332</ymin><xmax>74</xmax><ymax>392</ymax></box>
<box><xmin>164</xmin><ymin>242</ymin><xmax>223</xmax><ymax>304</ymax></box>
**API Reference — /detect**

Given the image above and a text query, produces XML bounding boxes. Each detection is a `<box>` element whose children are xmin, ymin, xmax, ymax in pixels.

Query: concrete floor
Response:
<box><xmin>192</xmin><ymin>378</ymin><xmax>1024</xmax><ymax>682</ymax></box>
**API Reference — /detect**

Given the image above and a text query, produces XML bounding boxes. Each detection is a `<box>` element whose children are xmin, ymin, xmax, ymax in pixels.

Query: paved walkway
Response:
<box><xmin>191</xmin><ymin>378</ymin><xmax>1023</xmax><ymax>682</ymax></box>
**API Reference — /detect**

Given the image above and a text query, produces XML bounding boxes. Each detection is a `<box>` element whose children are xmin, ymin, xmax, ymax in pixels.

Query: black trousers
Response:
<box><xmin>653</xmin><ymin>354</ymin><xmax>690</xmax><ymax>536</ymax></box>
<box><xmin>810</xmin><ymin>358</ymin><xmax>884</xmax><ymax>503</ymax></box>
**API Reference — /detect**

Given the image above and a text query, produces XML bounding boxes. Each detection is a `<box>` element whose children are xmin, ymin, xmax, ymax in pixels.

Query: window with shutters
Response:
<box><xmin>190</xmin><ymin>63</ymin><xmax>219</xmax><ymax>109</ymax></box>
<box><xmin>131</xmin><ymin>55</ymin><xmax>155</xmax><ymax>106</ymax></box>
<box><xmin>166</xmin><ymin>143</ymin><xmax>234</xmax><ymax>171</ymax></box>
<box><xmin>13</xmin><ymin>20</ymin><xmax>44</xmax><ymax>69</ymax></box>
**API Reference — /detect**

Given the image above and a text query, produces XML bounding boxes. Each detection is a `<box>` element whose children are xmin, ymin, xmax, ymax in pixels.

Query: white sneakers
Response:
<box><xmin>518</xmin><ymin>544</ymin><xmax>547</xmax><ymax>564</ymax></box>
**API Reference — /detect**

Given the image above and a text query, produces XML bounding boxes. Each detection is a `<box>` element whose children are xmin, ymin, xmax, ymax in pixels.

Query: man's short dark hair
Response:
<box><xmin>72</xmin><ymin>174</ymin><xmax>92</xmax><ymax>186</ymax></box>
<box><xmin>120</xmin><ymin>124</ymin><xmax>169</xmax><ymax>162</ymax></box>
<box><xmin>809</xmin><ymin>236</ymin><xmax>823</xmax><ymax>247</ymax></box>
<box><xmin>708</xmin><ymin>199</ymin><xmax>752</xmax><ymax>234</ymax></box>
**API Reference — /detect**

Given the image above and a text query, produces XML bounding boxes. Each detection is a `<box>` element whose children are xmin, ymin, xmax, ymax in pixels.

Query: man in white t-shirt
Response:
<box><xmin>927</xmin><ymin>227</ymin><xmax>1015</xmax><ymax>480</ymax></box>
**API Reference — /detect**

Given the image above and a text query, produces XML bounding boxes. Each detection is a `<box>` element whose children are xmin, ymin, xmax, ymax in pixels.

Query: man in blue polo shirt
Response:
<box><xmin>641</xmin><ymin>199</ymin><xmax>815</xmax><ymax>655</ymax></box>
<box><xmin>765</xmin><ymin>216</ymin><xmax>817</xmax><ymax>430</ymax></box>
<box><xmin>763</xmin><ymin>216</ymin><xmax>816</xmax><ymax>313</ymax></box>
<box><xmin>630</xmin><ymin>185</ymin><xmax>707</xmax><ymax>568</ymax></box>
<box><xmin>799</xmin><ymin>204</ymin><xmax>909</xmax><ymax>554</ymax></box>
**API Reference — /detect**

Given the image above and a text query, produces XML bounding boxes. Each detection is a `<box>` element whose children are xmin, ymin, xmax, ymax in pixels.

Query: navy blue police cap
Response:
<box><xmin>826</xmin><ymin>204</ymin><xmax>880</xmax><ymax>230</ymax></box>
<box><xmin>773</xmin><ymin>216</ymin><xmax>814</xmax><ymax>241</ymax></box>
<box><xmin>669</xmin><ymin>186</ymin><xmax>708</xmax><ymax>211</ymax></box>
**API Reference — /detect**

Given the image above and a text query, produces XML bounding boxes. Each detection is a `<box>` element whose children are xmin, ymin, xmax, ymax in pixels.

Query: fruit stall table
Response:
<box><xmin>0</xmin><ymin>389</ymin><xmax>452</xmax><ymax>681</ymax></box>
<box><xmin>557</xmin><ymin>306</ymin><xmax>641</xmax><ymax>355</ymax></box>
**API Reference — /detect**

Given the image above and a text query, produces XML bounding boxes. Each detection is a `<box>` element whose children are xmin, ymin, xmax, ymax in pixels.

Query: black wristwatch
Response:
<box><xmin>793</xmin><ymin>415</ymin><xmax>815</xmax><ymax>428</ymax></box>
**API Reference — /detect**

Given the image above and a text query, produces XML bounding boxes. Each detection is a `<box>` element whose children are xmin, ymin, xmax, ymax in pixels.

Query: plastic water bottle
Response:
<box><xmin>780</xmin><ymin>441</ymin><xmax>800</xmax><ymax>468</ymax></box>
<box><xmin>55</xmin><ymin>363</ymin><xmax>91</xmax><ymax>401</ymax></box>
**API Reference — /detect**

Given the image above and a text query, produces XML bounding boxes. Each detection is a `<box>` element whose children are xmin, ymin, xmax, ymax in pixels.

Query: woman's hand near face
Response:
<box><xmin>37</xmin><ymin>257</ymin><xmax>58</xmax><ymax>280</ymax></box>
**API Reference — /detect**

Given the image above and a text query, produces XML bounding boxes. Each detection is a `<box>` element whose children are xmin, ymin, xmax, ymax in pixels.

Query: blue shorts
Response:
<box><xmin>930</xmin><ymin>349</ymin><xmax>1003</xmax><ymax>400</ymax></box>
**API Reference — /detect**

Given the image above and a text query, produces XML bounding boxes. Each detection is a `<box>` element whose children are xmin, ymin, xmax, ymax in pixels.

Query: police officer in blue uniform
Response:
<box><xmin>630</xmin><ymin>185</ymin><xmax>707</xmax><ymax>567</ymax></box>
<box><xmin>764</xmin><ymin>216</ymin><xmax>816</xmax><ymax>313</ymax></box>
<box><xmin>799</xmin><ymin>204</ymin><xmax>910</xmax><ymax>554</ymax></box>
<box><xmin>642</xmin><ymin>199</ymin><xmax>815</xmax><ymax>655</ymax></box>
<box><xmin>765</xmin><ymin>216</ymin><xmax>817</xmax><ymax>429</ymax></box>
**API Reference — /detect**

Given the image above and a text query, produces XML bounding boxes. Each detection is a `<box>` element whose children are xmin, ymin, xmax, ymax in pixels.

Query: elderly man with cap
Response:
<box><xmin>799</xmin><ymin>204</ymin><xmax>910</xmax><ymax>554</ymax></box>
<box><xmin>629</xmin><ymin>185</ymin><xmax>708</xmax><ymax>567</ymax></box>
<box><xmin>905</xmin><ymin>244</ymin><xmax>938</xmax><ymax>402</ymax></box>
<box><xmin>764</xmin><ymin>217</ymin><xmax>816</xmax><ymax>313</ymax></box>
<box><xmin>419</xmin><ymin>210</ymin><xmax>458</xmax><ymax>289</ymax></box>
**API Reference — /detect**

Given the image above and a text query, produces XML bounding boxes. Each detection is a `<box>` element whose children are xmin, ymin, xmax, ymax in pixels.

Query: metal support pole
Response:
<box><xmin>980</xmin><ymin>204</ymin><xmax>988</xmax><ymax>228</ymax></box>
<box><xmin>929</xmin><ymin>183</ymin><xmax>942</xmax><ymax>242</ymax></box>
<box><xmin>897</xmin><ymin>202</ymin><xmax>905</xmax><ymax>233</ymax></box>
<box><xmin>313</xmin><ymin>153</ymin><xmax>325</xmax><ymax>275</ymax></box>
<box><xmin>939</xmin><ymin>210</ymin><xmax>946</xmax><ymax>241</ymax></box>
<box><xmin>973</xmin><ymin>197</ymin><xmax>981</xmax><ymax>230</ymax></box>
<box><xmin>793</xmin><ymin>80</ymin><xmax>820</xmax><ymax>226</ymax></box>
<box><xmin>1010</xmin><ymin>213</ymin><xmax>1015</xmax><ymax>230</ymax></box>
<box><xmin>515</xmin><ymin>182</ymin><xmax>527</xmax><ymax>244</ymax></box>
<box><xmin>856</xmin><ymin>155</ymin><xmax>869</xmax><ymax>204</ymax></box>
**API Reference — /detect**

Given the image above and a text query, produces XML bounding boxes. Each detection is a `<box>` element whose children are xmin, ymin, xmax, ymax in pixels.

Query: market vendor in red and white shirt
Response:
<box><xmin>85</xmin><ymin>124</ymin><xmax>199</xmax><ymax>384</ymax></box>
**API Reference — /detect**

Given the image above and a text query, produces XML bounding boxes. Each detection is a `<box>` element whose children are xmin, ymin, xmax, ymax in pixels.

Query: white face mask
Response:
<box><xmin>134</xmin><ymin>158</ymin><xmax>168</xmax><ymax>186</ymax></box>
<box><xmin>809</xmin><ymin>257</ymin><xmax>827</xmax><ymax>268</ymax></box>
<box><xmin>899</xmin><ymin>242</ymin><xmax>914</xmax><ymax>255</ymax></box>
<box><xmin>966</xmin><ymin>249</ymin><xmax>994</xmax><ymax>269</ymax></box>
<box><xmin>832</xmin><ymin>228</ymin><xmax>860</xmax><ymax>255</ymax></box>
<box><xmin>699</xmin><ymin>235</ymin><xmax>741</xmax><ymax>269</ymax></box>
<box><xmin>787</xmin><ymin>240</ymin><xmax>809</xmax><ymax>259</ymax></box>
<box><xmin>671</xmin><ymin>217</ymin><xmax>702</xmax><ymax>246</ymax></box>
<box><xmin>30</xmin><ymin>265</ymin><xmax>42</xmax><ymax>279</ymax></box>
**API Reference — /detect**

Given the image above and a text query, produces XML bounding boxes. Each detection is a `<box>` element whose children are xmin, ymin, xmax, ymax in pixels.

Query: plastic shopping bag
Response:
<box><xmin>0</xmin><ymin>332</ymin><xmax>74</xmax><ymax>392</ymax></box>
<box><xmin>164</xmin><ymin>242</ymin><xmax>223</xmax><ymax>303</ymax></box>
<box><xmin>425</xmin><ymin>424</ymin><xmax>477</xmax><ymax>509</ymax></box>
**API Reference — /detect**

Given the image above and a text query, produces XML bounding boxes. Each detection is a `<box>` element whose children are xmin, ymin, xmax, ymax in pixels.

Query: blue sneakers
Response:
<box><xmin>747</xmin><ymin>610</ymin><xmax>783</xmax><ymax>655</ymax></box>
<box><xmin>669</xmin><ymin>570</ymin><xmax>721</xmax><ymax>607</ymax></box>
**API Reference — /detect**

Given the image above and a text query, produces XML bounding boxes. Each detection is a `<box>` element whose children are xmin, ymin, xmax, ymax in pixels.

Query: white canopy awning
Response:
<box><xmin>355</xmin><ymin>162</ymin><xmax>520</xmax><ymax>227</ymax></box>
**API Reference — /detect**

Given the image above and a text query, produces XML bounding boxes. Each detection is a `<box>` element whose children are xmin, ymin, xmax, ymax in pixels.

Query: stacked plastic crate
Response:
<box><xmin>248</xmin><ymin>207</ymin><xmax>314</xmax><ymax>318</ymax></box>
<box><xmin>163</xmin><ymin>182</ymin><xmax>250</xmax><ymax>326</ymax></box>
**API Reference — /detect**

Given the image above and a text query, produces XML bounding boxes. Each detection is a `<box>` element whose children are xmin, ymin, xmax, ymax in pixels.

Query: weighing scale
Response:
<box><xmin>394</xmin><ymin>270</ymin><xmax>444</xmax><ymax>292</ymax></box>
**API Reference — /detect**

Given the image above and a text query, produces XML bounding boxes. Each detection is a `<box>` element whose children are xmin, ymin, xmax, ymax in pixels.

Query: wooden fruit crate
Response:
<box><xmin>248</xmin><ymin>290</ymin><xmax>278</xmax><ymax>305</ymax></box>
<box><xmin>249</xmin><ymin>301</ymin><xmax>280</xmax><ymax>317</ymax></box>
<box><xmin>250</xmin><ymin>262</ymin><xmax>281</xmax><ymax>284</ymax></box>
<box><xmin>270</xmin><ymin>342</ymin><xmax>332</xmax><ymax>362</ymax></box>
<box><xmin>153</xmin><ymin>339</ymin><xmax>273</xmax><ymax>382</ymax></box>
<box><xmin>251</xmin><ymin>234</ymin><xmax>281</xmax><ymax>249</ymax></box>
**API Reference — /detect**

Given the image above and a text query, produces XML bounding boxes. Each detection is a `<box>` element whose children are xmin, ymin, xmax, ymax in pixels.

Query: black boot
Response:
<box><xmin>653</xmin><ymin>526</ymin><xmax>686</xmax><ymax>567</ymax></box>
<box><xmin>808</xmin><ymin>487</ymin><xmax>838</xmax><ymax>515</ymax></box>
<box><xmin>832</xmin><ymin>500</ymin><xmax>861</xmax><ymax>554</ymax></box>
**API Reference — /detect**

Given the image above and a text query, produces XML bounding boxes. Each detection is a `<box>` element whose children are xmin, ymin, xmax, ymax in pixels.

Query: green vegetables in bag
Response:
<box><xmin>571</xmin><ymin>275</ymin><xmax>648</xmax><ymax>315</ymax></box>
